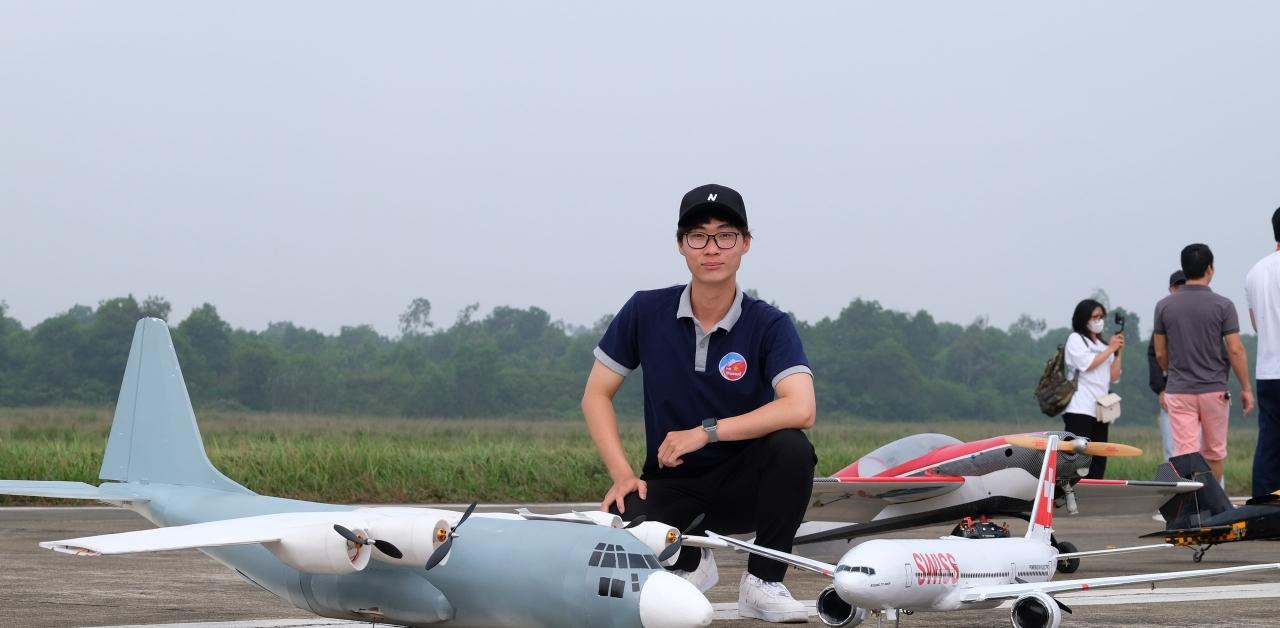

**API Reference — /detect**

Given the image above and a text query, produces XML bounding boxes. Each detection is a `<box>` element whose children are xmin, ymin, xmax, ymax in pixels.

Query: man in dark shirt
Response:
<box><xmin>1147</xmin><ymin>270</ymin><xmax>1186</xmax><ymax>461</ymax></box>
<box><xmin>582</xmin><ymin>184</ymin><xmax>816</xmax><ymax>623</ymax></box>
<box><xmin>1154</xmin><ymin>243</ymin><xmax>1255</xmax><ymax>484</ymax></box>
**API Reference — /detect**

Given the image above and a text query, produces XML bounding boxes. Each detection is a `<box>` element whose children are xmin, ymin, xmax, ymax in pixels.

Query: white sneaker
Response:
<box><xmin>670</xmin><ymin>548</ymin><xmax>719</xmax><ymax>593</ymax></box>
<box><xmin>738</xmin><ymin>572</ymin><xmax>809</xmax><ymax>623</ymax></box>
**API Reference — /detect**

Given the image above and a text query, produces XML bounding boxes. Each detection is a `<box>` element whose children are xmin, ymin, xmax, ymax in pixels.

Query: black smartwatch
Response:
<box><xmin>701</xmin><ymin>417</ymin><xmax>719</xmax><ymax>443</ymax></box>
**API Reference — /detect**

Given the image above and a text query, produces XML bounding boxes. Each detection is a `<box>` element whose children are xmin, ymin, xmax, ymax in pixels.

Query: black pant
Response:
<box><xmin>1062</xmin><ymin>412</ymin><xmax>1109</xmax><ymax>479</ymax></box>
<box><xmin>1253</xmin><ymin>380</ymin><xmax>1280</xmax><ymax>498</ymax></box>
<box><xmin>609</xmin><ymin>429</ymin><xmax>816</xmax><ymax>582</ymax></box>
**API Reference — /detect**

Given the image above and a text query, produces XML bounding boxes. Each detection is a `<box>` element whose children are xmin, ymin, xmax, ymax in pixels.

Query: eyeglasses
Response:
<box><xmin>684</xmin><ymin>232</ymin><xmax>741</xmax><ymax>250</ymax></box>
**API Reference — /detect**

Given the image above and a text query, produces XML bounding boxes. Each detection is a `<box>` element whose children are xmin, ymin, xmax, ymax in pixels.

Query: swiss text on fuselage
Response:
<box><xmin>912</xmin><ymin>552</ymin><xmax>959</xmax><ymax>585</ymax></box>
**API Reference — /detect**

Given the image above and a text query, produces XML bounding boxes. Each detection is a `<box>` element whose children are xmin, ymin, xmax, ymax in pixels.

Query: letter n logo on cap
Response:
<box><xmin>707</xmin><ymin>193</ymin><xmax>717</xmax><ymax>201</ymax></box>
<box><xmin>719</xmin><ymin>352</ymin><xmax>747</xmax><ymax>381</ymax></box>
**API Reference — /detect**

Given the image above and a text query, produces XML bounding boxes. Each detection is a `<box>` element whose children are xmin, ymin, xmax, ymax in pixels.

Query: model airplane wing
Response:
<box><xmin>806</xmin><ymin>476</ymin><xmax>965</xmax><ymax>521</ymax></box>
<box><xmin>40</xmin><ymin>511</ymin><xmax>352</xmax><ymax>556</ymax></box>
<box><xmin>960</xmin><ymin>562</ymin><xmax>1280</xmax><ymax>602</ymax></box>
<box><xmin>705</xmin><ymin>531</ymin><xmax>836</xmax><ymax>577</ymax></box>
<box><xmin>0</xmin><ymin>480</ymin><xmax>148</xmax><ymax>503</ymax></box>
<box><xmin>1066</xmin><ymin>479</ymin><xmax>1202</xmax><ymax>516</ymax></box>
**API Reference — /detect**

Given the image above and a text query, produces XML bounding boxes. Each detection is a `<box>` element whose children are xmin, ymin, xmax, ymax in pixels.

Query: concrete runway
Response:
<box><xmin>3</xmin><ymin>505</ymin><xmax>1279</xmax><ymax>627</ymax></box>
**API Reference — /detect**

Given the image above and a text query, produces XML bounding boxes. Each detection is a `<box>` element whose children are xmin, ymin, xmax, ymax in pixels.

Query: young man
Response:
<box><xmin>1154</xmin><ymin>243</ymin><xmax>1255</xmax><ymax>484</ymax></box>
<box><xmin>582</xmin><ymin>184</ymin><xmax>816</xmax><ymax>624</ymax></box>
<box><xmin>1246</xmin><ymin>208</ymin><xmax>1280</xmax><ymax>498</ymax></box>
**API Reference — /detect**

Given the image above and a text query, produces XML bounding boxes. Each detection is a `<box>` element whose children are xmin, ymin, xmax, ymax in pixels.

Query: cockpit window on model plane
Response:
<box><xmin>589</xmin><ymin>543</ymin><xmax>662</xmax><ymax>570</ymax></box>
<box><xmin>854</xmin><ymin>433</ymin><xmax>963</xmax><ymax>476</ymax></box>
<box><xmin>835</xmin><ymin>565</ymin><xmax>876</xmax><ymax>575</ymax></box>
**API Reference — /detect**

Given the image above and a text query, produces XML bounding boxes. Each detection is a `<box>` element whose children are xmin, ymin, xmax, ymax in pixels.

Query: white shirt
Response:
<box><xmin>1064</xmin><ymin>332</ymin><xmax>1114</xmax><ymax>417</ymax></box>
<box><xmin>1246</xmin><ymin>250</ymin><xmax>1280</xmax><ymax>379</ymax></box>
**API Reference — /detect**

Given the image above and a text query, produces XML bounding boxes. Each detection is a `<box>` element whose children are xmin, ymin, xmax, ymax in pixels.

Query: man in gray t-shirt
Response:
<box><xmin>1154</xmin><ymin>243</ymin><xmax>1255</xmax><ymax>483</ymax></box>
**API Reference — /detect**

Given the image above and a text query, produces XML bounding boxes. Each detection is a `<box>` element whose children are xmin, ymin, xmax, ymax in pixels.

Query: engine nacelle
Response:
<box><xmin>366</xmin><ymin>516</ymin><xmax>452</xmax><ymax>567</ymax></box>
<box><xmin>815</xmin><ymin>586</ymin><xmax>867</xmax><ymax>627</ymax></box>
<box><xmin>266</xmin><ymin>523</ymin><xmax>372</xmax><ymax>575</ymax></box>
<box><xmin>1010</xmin><ymin>592</ymin><xmax>1062</xmax><ymax>628</ymax></box>
<box><xmin>578</xmin><ymin>511</ymin><xmax>623</xmax><ymax>528</ymax></box>
<box><xmin>624</xmin><ymin>521</ymin><xmax>681</xmax><ymax>566</ymax></box>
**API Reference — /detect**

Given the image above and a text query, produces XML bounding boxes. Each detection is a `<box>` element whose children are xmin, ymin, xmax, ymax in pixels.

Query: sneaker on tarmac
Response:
<box><xmin>670</xmin><ymin>548</ymin><xmax>719</xmax><ymax>593</ymax></box>
<box><xmin>738</xmin><ymin>572</ymin><xmax>809</xmax><ymax>623</ymax></box>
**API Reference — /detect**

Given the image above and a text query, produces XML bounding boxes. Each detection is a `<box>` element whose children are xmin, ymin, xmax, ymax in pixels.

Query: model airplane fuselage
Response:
<box><xmin>0</xmin><ymin>319</ymin><xmax>712</xmax><ymax>628</ymax></box>
<box><xmin>824</xmin><ymin>536</ymin><xmax>1056</xmax><ymax>613</ymax></box>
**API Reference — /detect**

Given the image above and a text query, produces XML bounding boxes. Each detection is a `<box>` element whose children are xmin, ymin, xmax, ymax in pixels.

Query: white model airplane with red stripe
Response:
<box><xmin>799</xmin><ymin>431</ymin><xmax>1201</xmax><ymax>572</ymax></box>
<box><xmin>703</xmin><ymin>435</ymin><xmax>1280</xmax><ymax>628</ymax></box>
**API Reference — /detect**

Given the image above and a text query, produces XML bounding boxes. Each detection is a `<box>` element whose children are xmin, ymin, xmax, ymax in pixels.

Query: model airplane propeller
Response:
<box><xmin>1003</xmin><ymin>434</ymin><xmax>1142</xmax><ymax>457</ymax></box>
<box><xmin>425</xmin><ymin>501</ymin><xmax>476</xmax><ymax>570</ymax></box>
<box><xmin>332</xmin><ymin>523</ymin><xmax>404</xmax><ymax>560</ymax></box>
<box><xmin>658</xmin><ymin>513</ymin><xmax>705</xmax><ymax>562</ymax></box>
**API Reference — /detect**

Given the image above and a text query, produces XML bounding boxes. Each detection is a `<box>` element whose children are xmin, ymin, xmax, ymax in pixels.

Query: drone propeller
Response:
<box><xmin>425</xmin><ymin>501</ymin><xmax>477</xmax><ymax>570</ymax></box>
<box><xmin>333</xmin><ymin>524</ymin><xmax>404</xmax><ymax>560</ymax></box>
<box><xmin>1005</xmin><ymin>434</ymin><xmax>1142</xmax><ymax>457</ymax></box>
<box><xmin>623</xmin><ymin>515</ymin><xmax>647</xmax><ymax>529</ymax></box>
<box><xmin>658</xmin><ymin>513</ymin><xmax>705</xmax><ymax>562</ymax></box>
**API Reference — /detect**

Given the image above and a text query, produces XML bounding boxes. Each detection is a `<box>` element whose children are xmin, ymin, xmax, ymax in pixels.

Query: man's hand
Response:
<box><xmin>657</xmin><ymin>426</ymin><xmax>710</xmax><ymax>469</ymax></box>
<box><xmin>1158</xmin><ymin>391</ymin><xmax>1167</xmax><ymax>411</ymax></box>
<box><xmin>1241</xmin><ymin>389</ymin><xmax>1256</xmax><ymax>415</ymax></box>
<box><xmin>600</xmin><ymin>474</ymin><xmax>647</xmax><ymax>514</ymax></box>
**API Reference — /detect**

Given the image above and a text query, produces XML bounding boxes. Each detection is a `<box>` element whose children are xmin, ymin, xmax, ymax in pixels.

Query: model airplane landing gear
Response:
<box><xmin>872</xmin><ymin>608</ymin><xmax>903</xmax><ymax>628</ymax></box>
<box><xmin>1050</xmin><ymin>535</ymin><xmax>1080</xmax><ymax>573</ymax></box>
<box><xmin>1189</xmin><ymin>544</ymin><xmax>1213</xmax><ymax>563</ymax></box>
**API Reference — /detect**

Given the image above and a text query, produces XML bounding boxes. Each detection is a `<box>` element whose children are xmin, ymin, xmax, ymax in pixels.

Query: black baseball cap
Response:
<box><xmin>1169</xmin><ymin>270</ymin><xmax>1187</xmax><ymax>287</ymax></box>
<box><xmin>678</xmin><ymin>184</ymin><xmax>748</xmax><ymax>230</ymax></box>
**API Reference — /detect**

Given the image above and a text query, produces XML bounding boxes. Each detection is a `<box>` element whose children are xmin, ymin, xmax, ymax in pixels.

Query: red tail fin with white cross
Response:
<box><xmin>1024</xmin><ymin>434</ymin><xmax>1058</xmax><ymax>544</ymax></box>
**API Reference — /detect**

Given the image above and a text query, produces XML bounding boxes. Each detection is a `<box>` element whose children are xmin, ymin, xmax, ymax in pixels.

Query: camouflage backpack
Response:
<box><xmin>1034</xmin><ymin>345</ymin><xmax>1078</xmax><ymax>417</ymax></box>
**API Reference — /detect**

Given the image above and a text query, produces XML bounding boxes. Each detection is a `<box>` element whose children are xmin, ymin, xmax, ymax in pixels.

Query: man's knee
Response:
<box><xmin>759</xmin><ymin>429</ymin><xmax>816</xmax><ymax>471</ymax></box>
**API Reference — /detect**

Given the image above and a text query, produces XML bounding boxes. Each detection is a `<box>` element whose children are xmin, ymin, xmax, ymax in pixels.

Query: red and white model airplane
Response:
<box><xmin>709</xmin><ymin>435</ymin><xmax>1280</xmax><ymax>628</ymax></box>
<box><xmin>799</xmin><ymin>431</ymin><xmax>1200</xmax><ymax>571</ymax></box>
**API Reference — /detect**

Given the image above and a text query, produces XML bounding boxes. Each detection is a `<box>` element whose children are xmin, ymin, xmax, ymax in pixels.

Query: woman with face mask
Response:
<box><xmin>1062</xmin><ymin>298</ymin><xmax>1125</xmax><ymax>478</ymax></box>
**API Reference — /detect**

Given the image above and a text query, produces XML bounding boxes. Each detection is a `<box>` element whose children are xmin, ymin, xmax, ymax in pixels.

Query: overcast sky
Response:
<box><xmin>2</xmin><ymin>2</ymin><xmax>1278</xmax><ymax>339</ymax></box>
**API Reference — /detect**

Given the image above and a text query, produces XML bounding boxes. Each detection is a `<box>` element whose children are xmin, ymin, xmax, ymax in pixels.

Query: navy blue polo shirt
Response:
<box><xmin>594</xmin><ymin>284</ymin><xmax>812</xmax><ymax>478</ymax></box>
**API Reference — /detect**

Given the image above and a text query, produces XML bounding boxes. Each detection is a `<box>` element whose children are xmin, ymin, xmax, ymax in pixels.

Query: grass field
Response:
<box><xmin>0</xmin><ymin>406</ymin><xmax>1261</xmax><ymax>503</ymax></box>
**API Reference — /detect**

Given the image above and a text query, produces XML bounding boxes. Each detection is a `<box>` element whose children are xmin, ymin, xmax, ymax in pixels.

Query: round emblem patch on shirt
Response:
<box><xmin>719</xmin><ymin>352</ymin><xmax>748</xmax><ymax>381</ymax></box>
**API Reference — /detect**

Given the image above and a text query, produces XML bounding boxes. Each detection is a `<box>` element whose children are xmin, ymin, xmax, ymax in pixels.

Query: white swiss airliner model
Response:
<box><xmin>703</xmin><ymin>435</ymin><xmax>1280</xmax><ymax>628</ymax></box>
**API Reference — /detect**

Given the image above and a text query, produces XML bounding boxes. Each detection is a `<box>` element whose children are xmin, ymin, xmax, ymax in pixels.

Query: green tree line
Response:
<box><xmin>0</xmin><ymin>295</ymin><xmax>1255</xmax><ymax>423</ymax></box>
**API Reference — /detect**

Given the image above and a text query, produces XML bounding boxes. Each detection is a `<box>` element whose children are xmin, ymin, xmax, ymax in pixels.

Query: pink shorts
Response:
<box><xmin>1164</xmin><ymin>391</ymin><xmax>1230</xmax><ymax>461</ymax></box>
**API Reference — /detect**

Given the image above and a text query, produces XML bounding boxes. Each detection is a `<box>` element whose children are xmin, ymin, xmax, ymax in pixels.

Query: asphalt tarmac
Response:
<box><xmin>2</xmin><ymin>505</ymin><xmax>1278</xmax><ymax>628</ymax></box>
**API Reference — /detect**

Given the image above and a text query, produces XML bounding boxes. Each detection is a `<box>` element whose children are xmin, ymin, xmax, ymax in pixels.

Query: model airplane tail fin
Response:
<box><xmin>1025</xmin><ymin>434</ymin><xmax>1058</xmax><ymax>544</ymax></box>
<box><xmin>1156</xmin><ymin>453</ymin><xmax>1231</xmax><ymax>529</ymax></box>
<box><xmin>98</xmin><ymin>318</ymin><xmax>250</xmax><ymax>494</ymax></box>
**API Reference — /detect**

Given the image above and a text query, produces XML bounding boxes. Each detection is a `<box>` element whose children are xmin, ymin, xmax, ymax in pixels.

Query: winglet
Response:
<box><xmin>1025</xmin><ymin>434</ymin><xmax>1058</xmax><ymax>544</ymax></box>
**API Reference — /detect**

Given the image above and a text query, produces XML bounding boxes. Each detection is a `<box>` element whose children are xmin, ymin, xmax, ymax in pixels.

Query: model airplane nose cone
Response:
<box><xmin>638</xmin><ymin>571</ymin><xmax>713</xmax><ymax>628</ymax></box>
<box><xmin>833</xmin><ymin>572</ymin><xmax>856</xmax><ymax>599</ymax></box>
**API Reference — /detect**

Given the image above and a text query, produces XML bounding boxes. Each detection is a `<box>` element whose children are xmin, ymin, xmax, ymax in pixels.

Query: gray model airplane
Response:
<box><xmin>0</xmin><ymin>318</ymin><xmax>712</xmax><ymax>628</ymax></box>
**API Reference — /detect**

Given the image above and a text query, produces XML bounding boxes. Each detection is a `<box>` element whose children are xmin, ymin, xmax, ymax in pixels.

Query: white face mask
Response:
<box><xmin>1087</xmin><ymin>319</ymin><xmax>1105</xmax><ymax>334</ymax></box>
